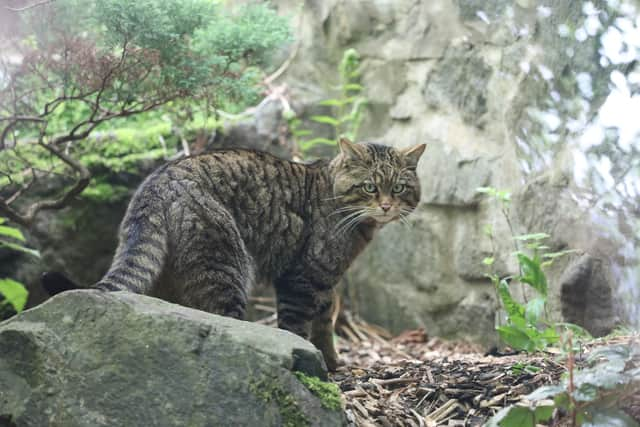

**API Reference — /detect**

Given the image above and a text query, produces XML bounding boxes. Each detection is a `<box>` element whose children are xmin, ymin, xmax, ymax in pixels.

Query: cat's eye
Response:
<box><xmin>363</xmin><ymin>182</ymin><xmax>377</xmax><ymax>193</ymax></box>
<box><xmin>392</xmin><ymin>183</ymin><xmax>406</xmax><ymax>194</ymax></box>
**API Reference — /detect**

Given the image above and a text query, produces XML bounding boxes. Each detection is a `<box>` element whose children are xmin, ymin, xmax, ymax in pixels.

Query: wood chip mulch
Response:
<box><xmin>330</xmin><ymin>315</ymin><xmax>639</xmax><ymax>427</ymax></box>
<box><xmin>248</xmin><ymin>297</ymin><xmax>638</xmax><ymax>426</ymax></box>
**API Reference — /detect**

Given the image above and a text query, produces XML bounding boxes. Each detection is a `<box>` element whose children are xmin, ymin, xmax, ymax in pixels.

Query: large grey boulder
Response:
<box><xmin>0</xmin><ymin>291</ymin><xmax>344</xmax><ymax>427</ymax></box>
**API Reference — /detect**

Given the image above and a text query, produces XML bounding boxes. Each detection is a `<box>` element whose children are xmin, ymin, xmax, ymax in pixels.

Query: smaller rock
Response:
<box><xmin>419</xmin><ymin>144</ymin><xmax>492</xmax><ymax>207</ymax></box>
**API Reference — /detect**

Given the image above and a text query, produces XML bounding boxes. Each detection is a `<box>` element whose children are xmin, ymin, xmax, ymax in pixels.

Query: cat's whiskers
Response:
<box><xmin>334</xmin><ymin>207</ymin><xmax>376</xmax><ymax>236</ymax></box>
<box><xmin>328</xmin><ymin>205</ymin><xmax>363</xmax><ymax>217</ymax></box>
<box><xmin>397</xmin><ymin>208</ymin><xmax>414</xmax><ymax>228</ymax></box>
<box><xmin>333</xmin><ymin>209</ymin><xmax>367</xmax><ymax>230</ymax></box>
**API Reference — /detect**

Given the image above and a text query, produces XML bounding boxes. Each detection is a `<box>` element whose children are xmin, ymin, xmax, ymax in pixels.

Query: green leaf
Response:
<box><xmin>525</xmin><ymin>297</ymin><xmax>545</xmax><ymax>324</ymax></box>
<box><xmin>0</xmin><ymin>225</ymin><xmax>26</xmax><ymax>241</ymax></box>
<box><xmin>497</xmin><ymin>325</ymin><xmax>534</xmax><ymax>351</ymax></box>
<box><xmin>517</xmin><ymin>253</ymin><xmax>548</xmax><ymax>297</ymax></box>
<box><xmin>538</xmin><ymin>327</ymin><xmax>560</xmax><ymax>345</ymax></box>
<box><xmin>542</xmin><ymin>249</ymin><xmax>578</xmax><ymax>259</ymax></box>
<box><xmin>318</xmin><ymin>98</ymin><xmax>347</xmax><ymax>107</ymax></box>
<box><xmin>533</xmin><ymin>405</ymin><xmax>555</xmax><ymax>423</ymax></box>
<box><xmin>0</xmin><ymin>240</ymin><xmax>41</xmax><ymax>258</ymax></box>
<box><xmin>484</xmin><ymin>407</ymin><xmax>511</xmax><ymax>427</ymax></box>
<box><xmin>526</xmin><ymin>385</ymin><xmax>566</xmax><ymax>401</ymax></box>
<box><xmin>0</xmin><ymin>278</ymin><xmax>29</xmax><ymax>312</ymax></box>
<box><xmin>299</xmin><ymin>138</ymin><xmax>337</xmax><ymax>150</ymax></box>
<box><xmin>554</xmin><ymin>391</ymin><xmax>571</xmax><ymax>411</ymax></box>
<box><xmin>343</xmin><ymin>83</ymin><xmax>363</xmax><ymax>92</ymax></box>
<box><xmin>514</xmin><ymin>233</ymin><xmax>550</xmax><ymax>241</ymax></box>
<box><xmin>587</xmin><ymin>344</ymin><xmax>631</xmax><ymax>364</ymax></box>
<box><xmin>573</xmin><ymin>383</ymin><xmax>599</xmax><ymax>402</ymax></box>
<box><xmin>574</xmin><ymin>366</ymin><xmax>628</xmax><ymax>390</ymax></box>
<box><xmin>496</xmin><ymin>406</ymin><xmax>536</xmax><ymax>427</ymax></box>
<box><xmin>339</xmin><ymin>114</ymin><xmax>356</xmax><ymax>124</ymax></box>
<box><xmin>498</xmin><ymin>279</ymin><xmax>525</xmax><ymax>319</ymax></box>
<box><xmin>496</xmin><ymin>190</ymin><xmax>511</xmax><ymax>202</ymax></box>
<box><xmin>477</xmin><ymin>186</ymin><xmax>496</xmax><ymax>195</ymax></box>
<box><xmin>483</xmin><ymin>257</ymin><xmax>495</xmax><ymax>266</ymax></box>
<box><xmin>310</xmin><ymin>115</ymin><xmax>340</xmax><ymax>127</ymax></box>
<box><xmin>582</xmin><ymin>407</ymin><xmax>640</xmax><ymax>427</ymax></box>
<box><xmin>292</xmin><ymin>129</ymin><xmax>312</xmax><ymax>137</ymax></box>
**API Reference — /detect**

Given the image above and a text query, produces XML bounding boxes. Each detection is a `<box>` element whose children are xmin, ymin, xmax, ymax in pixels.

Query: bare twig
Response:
<box><xmin>0</xmin><ymin>138</ymin><xmax>90</xmax><ymax>227</ymax></box>
<box><xmin>4</xmin><ymin>0</ymin><xmax>54</xmax><ymax>12</ymax></box>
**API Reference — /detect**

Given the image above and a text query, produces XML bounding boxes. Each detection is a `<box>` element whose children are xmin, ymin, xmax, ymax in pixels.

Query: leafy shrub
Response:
<box><xmin>0</xmin><ymin>218</ymin><xmax>39</xmax><ymax>318</ymax></box>
<box><xmin>478</xmin><ymin>187</ymin><xmax>584</xmax><ymax>352</ymax></box>
<box><xmin>1</xmin><ymin>0</ymin><xmax>291</xmax><ymax>226</ymax></box>
<box><xmin>289</xmin><ymin>48</ymin><xmax>367</xmax><ymax>154</ymax></box>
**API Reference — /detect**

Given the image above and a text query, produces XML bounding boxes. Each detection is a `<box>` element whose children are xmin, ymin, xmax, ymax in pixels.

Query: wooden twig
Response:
<box><xmin>0</xmin><ymin>139</ymin><xmax>90</xmax><ymax>227</ymax></box>
<box><xmin>4</xmin><ymin>0</ymin><xmax>54</xmax><ymax>12</ymax></box>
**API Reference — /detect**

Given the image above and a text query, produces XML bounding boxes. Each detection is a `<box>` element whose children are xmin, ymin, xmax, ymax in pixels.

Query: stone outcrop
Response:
<box><xmin>0</xmin><ymin>290</ymin><xmax>344</xmax><ymax>427</ymax></box>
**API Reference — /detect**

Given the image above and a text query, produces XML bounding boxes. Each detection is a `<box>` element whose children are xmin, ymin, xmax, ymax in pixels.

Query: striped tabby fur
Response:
<box><xmin>91</xmin><ymin>138</ymin><xmax>425</xmax><ymax>370</ymax></box>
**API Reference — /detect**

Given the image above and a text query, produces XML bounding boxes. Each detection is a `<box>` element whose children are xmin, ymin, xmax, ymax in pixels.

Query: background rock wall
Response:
<box><xmin>273</xmin><ymin>0</ymin><xmax>639</xmax><ymax>345</ymax></box>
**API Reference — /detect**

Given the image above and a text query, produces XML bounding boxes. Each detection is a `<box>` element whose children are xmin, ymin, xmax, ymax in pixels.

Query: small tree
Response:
<box><xmin>0</xmin><ymin>0</ymin><xmax>290</xmax><ymax>227</ymax></box>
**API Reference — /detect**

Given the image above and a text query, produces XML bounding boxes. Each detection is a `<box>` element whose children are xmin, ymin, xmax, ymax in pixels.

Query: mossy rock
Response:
<box><xmin>0</xmin><ymin>291</ymin><xmax>346</xmax><ymax>427</ymax></box>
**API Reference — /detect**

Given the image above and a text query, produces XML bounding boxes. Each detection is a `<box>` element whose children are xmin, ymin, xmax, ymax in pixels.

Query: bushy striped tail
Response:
<box><xmin>41</xmin><ymin>271</ymin><xmax>82</xmax><ymax>295</ymax></box>
<box><xmin>95</xmin><ymin>219</ymin><xmax>168</xmax><ymax>294</ymax></box>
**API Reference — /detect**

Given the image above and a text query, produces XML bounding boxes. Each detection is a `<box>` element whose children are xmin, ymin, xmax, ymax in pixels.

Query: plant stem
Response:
<box><xmin>566</xmin><ymin>331</ymin><xmax>577</xmax><ymax>427</ymax></box>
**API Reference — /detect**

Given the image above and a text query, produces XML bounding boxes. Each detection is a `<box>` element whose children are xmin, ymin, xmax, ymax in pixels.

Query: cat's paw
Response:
<box><xmin>323</xmin><ymin>350</ymin><xmax>340</xmax><ymax>372</ymax></box>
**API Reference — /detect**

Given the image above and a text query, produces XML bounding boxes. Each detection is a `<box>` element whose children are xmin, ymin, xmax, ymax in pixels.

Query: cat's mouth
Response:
<box><xmin>372</xmin><ymin>212</ymin><xmax>399</xmax><ymax>224</ymax></box>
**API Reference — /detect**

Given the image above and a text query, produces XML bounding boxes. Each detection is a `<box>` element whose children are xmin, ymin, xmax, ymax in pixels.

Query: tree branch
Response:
<box><xmin>0</xmin><ymin>137</ymin><xmax>91</xmax><ymax>228</ymax></box>
<box><xmin>4</xmin><ymin>0</ymin><xmax>54</xmax><ymax>12</ymax></box>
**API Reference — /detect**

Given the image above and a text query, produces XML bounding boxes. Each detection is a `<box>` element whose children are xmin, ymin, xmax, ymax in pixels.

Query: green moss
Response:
<box><xmin>81</xmin><ymin>182</ymin><xmax>130</xmax><ymax>202</ymax></box>
<box><xmin>294</xmin><ymin>372</ymin><xmax>342</xmax><ymax>411</ymax></box>
<box><xmin>249</xmin><ymin>375</ymin><xmax>310</xmax><ymax>427</ymax></box>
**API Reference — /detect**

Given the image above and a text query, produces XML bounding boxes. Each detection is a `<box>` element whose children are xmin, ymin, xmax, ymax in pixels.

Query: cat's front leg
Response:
<box><xmin>310</xmin><ymin>289</ymin><xmax>339</xmax><ymax>372</ymax></box>
<box><xmin>275</xmin><ymin>279</ymin><xmax>339</xmax><ymax>370</ymax></box>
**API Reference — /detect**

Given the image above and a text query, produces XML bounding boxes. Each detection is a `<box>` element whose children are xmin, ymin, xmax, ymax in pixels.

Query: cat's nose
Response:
<box><xmin>380</xmin><ymin>202</ymin><xmax>391</xmax><ymax>212</ymax></box>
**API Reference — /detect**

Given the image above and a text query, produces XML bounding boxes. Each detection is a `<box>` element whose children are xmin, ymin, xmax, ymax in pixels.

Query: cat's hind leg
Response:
<box><xmin>172</xmin><ymin>206</ymin><xmax>254</xmax><ymax>320</ymax></box>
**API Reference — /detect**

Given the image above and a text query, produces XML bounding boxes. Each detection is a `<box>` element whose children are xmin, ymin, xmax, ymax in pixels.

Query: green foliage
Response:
<box><xmin>0</xmin><ymin>218</ymin><xmax>40</xmax><ymax>259</ymax></box>
<box><xmin>0</xmin><ymin>279</ymin><xmax>29</xmax><ymax>314</ymax></box>
<box><xmin>250</xmin><ymin>375</ymin><xmax>310</xmax><ymax>427</ymax></box>
<box><xmin>20</xmin><ymin>0</ymin><xmax>290</xmax><ymax>104</ymax></box>
<box><xmin>0</xmin><ymin>102</ymin><xmax>223</xmax><ymax>202</ymax></box>
<box><xmin>294</xmin><ymin>372</ymin><xmax>342</xmax><ymax>411</ymax></box>
<box><xmin>2</xmin><ymin>0</ymin><xmax>291</xmax><ymax>213</ymax></box>
<box><xmin>0</xmin><ymin>218</ymin><xmax>38</xmax><ymax>315</ymax></box>
<box><xmin>479</xmin><ymin>187</ymin><xmax>586</xmax><ymax>352</ymax></box>
<box><xmin>487</xmin><ymin>342</ymin><xmax>640</xmax><ymax>427</ymax></box>
<box><xmin>290</xmin><ymin>48</ymin><xmax>368</xmax><ymax>154</ymax></box>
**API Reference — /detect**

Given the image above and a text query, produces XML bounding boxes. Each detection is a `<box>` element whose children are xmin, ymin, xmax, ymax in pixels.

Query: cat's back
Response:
<box><xmin>162</xmin><ymin>149</ymin><xmax>302</xmax><ymax>187</ymax></box>
<box><xmin>142</xmin><ymin>149</ymin><xmax>315</xmax><ymax>224</ymax></box>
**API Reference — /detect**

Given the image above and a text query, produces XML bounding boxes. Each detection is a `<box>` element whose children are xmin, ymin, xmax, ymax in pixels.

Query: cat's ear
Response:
<box><xmin>400</xmin><ymin>144</ymin><xmax>426</xmax><ymax>169</ymax></box>
<box><xmin>338</xmin><ymin>137</ymin><xmax>367</xmax><ymax>161</ymax></box>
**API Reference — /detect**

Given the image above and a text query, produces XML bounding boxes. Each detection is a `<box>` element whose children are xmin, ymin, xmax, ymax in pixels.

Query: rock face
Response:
<box><xmin>271</xmin><ymin>0</ymin><xmax>639</xmax><ymax>343</ymax></box>
<box><xmin>0</xmin><ymin>290</ymin><xmax>344</xmax><ymax>427</ymax></box>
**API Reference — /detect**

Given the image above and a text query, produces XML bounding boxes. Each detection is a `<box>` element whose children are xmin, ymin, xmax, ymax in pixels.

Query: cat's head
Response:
<box><xmin>330</xmin><ymin>138</ymin><xmax>426</xmax><ymax>227</ymax></box>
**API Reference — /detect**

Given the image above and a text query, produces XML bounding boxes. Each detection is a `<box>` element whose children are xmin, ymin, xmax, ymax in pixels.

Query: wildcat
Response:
<box><xmin>43</xmin><ymin>138</ymin><xmax>425</xmax><ymax>370</ymax></box>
